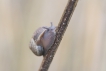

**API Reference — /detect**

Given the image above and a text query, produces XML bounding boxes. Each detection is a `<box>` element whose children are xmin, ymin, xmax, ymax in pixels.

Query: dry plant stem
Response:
<box><xmin>39</xmin><ymin>0</ymin><xmax>79</xmax><ymax>71</ymax></box>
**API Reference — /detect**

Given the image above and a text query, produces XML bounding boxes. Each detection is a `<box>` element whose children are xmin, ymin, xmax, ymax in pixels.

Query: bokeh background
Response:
<box><xmin>0</xmin><ymin>0</ymin><xmax>106</xmax><ymax>71</ymax></box>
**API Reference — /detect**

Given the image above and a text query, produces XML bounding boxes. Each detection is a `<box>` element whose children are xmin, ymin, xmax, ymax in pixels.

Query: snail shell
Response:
<box><xmin>29</xmin><ymin>23</ymin><xmax>56</xmax><ymax>56</ymax></box>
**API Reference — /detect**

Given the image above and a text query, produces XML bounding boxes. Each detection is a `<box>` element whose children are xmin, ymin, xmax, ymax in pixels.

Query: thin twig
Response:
<box><xmin>39</xmin><ymin>0</ymin><xmax>79</xmax><ymax>71</ymax></box>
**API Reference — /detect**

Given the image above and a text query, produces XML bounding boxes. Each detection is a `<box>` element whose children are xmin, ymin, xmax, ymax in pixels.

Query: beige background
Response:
<box><xmin>0</xmin><ymin>0</ymin><xmax>106</xmax><ymax>71</ymax></box>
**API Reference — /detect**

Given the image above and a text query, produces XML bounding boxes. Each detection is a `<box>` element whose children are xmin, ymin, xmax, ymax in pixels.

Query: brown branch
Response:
<box><xmin>39</xmin><ymin>0</ymin><xmax>79</xmax><ymax>71</ymax></box>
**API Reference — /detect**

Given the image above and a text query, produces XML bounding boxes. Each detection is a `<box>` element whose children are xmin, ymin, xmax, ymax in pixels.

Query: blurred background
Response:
<box><xmin>0</xmin><ymin>0</ymin><xmax>106</xmax><ymax>71</ymax></box>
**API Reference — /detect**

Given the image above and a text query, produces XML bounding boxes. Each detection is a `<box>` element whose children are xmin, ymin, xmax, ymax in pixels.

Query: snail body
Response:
<box><xmin>29</xmin><ymin>23</ymin><xmax>56</xmax><ymax>56</ymax></box>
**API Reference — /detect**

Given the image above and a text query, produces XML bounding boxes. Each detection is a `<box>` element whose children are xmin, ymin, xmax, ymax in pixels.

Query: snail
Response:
<box><xmin>29</xmin><ymin>22</ymin><xmax>56</xmax><ymax>56</ymax></box>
